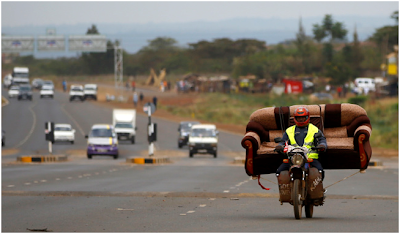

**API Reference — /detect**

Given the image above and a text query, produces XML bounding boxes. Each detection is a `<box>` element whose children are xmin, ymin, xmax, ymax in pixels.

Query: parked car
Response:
<box><xmin>69</xmin><ymin>85</ymin><xmax>84</xmax><ymax>102</ymax></box>
<box><xmin>353</xmin><ymin>77</ymin><xmax>376</xmax><ymax>94</ymax></box>
<box><xmin>85</xmin><ymin>124</ymin><xmax>119</xmax><ymax>159</ymax></box>
<box><xmin>54</xmin><ymin>124</ymin><xmax>75</xmax><ymax>144</ymax></box>
<box><xmin>32</xmin><ymin>78</ymin><xmax>44</xmax><ymax>90</ymax></box>
<box><xmin>8</xmin><ymin>85</ymin><xmax>20</xmax><ymax>98</ymax></box>
<box><xmin>178</xmin><ymin>121</ymin><xmax>200</xmax><ymax>148</ymax></box>
<box><xmin>43</xmin><ymin>80</ymin><xmax>55</xmax><ymax>90</ymax></box>
<box><xmin>40</xmin><ymin>85</ymin><xmax>54</xmax><ymax>99</ymax></box>
<box><xmin>188</xmin><ymin>124</ymin><xmax>219</xmax><ymax>158</ymax></box>
<box><xmin>18</xmin><ymin>85</ymin><xmax>33</xmax><ymax>101</ymax></box>
<box><xmin>310</xmin><ymin>92</ymin><xmax>333</xmax><ymax>102</ymax></box>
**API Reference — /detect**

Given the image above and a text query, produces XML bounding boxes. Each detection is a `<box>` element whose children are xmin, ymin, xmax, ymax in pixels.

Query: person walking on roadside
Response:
<box><xmin>62</xmin><ymin>80</ymin><xmax>67</xmax><ymax>92</ymax></box>
<box><xmin>153</xmin><ymin>96</ymin><xmax>158</xmax><ymax>109</ymax></box>
<box><xmin>139</xmin><ymin>92</ymin><xmax>144</xmax><ymax>103</ymax></box>
<box><xmin>133</xmin><ymin>92</ymin><xmax>138</xmax><ymax>108</ymax></box>
<box><xmin>131</xmin><ymin>80</ymin><xmax>136</xmax><ymax>92</ymax></box>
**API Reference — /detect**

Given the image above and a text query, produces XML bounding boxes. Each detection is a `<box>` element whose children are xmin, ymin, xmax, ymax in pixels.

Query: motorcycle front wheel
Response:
<box><xmin>292</xmin><ymin>179</ymin><xmax>302</xmax><ymax>219</ymax></box>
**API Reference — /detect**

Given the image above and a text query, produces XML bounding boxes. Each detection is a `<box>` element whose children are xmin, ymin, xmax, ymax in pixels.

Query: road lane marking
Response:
<box><xmin>24</xmin><ymin>183</ymin><xmax>31</xmax><ymax>185</ymax></box>
<box><xmin>60</xmin><ymin>104</ymin><xmax>85</xmax><ymax>136</ymax></box>
<box><xmin>40</xmin><ymin>180</ymin><xmax>47</xmax><ymax>183</ymax></box>
<box><xmin>13</xmin><ymin>101</ymin><xmax>37</xmax><ymax>148</ymax></box>
<box><xmin>223</xmin><ymin>190</ymin><xmax>230</xmax><ymax>193</ymax></box>
<box><xmin>117</xmin><ymin>208</ymin><xmax>134</xmax><ymax>211</ymax></box>
<box><xmin>187</xmin><ymin>211</ymin><xmax>195</xmax><ymax>213</ymax></box>
<box><xmin>7</xmin><ymin>185</ymin><xmax>15</xmax><ymax>188</ymax></box>
<box><xmin>55</xmin><ymin>178</ymin><xmax>60</xmax><ymax>181</ymax></box>
<box><xmin>199</xmin><ymin>204</ymin><xmax>206</xmax><ymax>207</ymax></box>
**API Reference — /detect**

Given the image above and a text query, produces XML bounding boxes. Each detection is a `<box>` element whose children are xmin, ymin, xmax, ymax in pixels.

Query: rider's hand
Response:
<box><xmin>275</xmin><ymin>145</ymin><xmax>284</xmax><ymax>152</ymax></box>
<box><xmin>317</xmin><ymin>144</ymin><xmax>326</xmax><ymax>152</ymax></box>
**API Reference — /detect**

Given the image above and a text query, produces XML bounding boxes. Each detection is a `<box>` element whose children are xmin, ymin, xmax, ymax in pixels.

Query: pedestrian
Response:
<box><xmin>62</xmin><ymin>80</ymin><xmax>67</xmax><ymax>92</ymax></box>
<box><xmin>125</xmin><ymin>82</ymin><xmax>130</xmax><ymax>91</ymax></box>
<box><xmin>133</xmin><ymin>92</ymin><xmax>138</xmax><ymax>108</ymax></box>
<box><xmin>139</xmin><ymin>92</ymin><xmax>144</xmax><ymax>103</ymax></box>
<box><xmin>153</xmin><ymin>96</ymin><xmax>158</xmax><ymax>109</ymax></box>
<box><xmin>131</xmin><ymin>80</ymin><xmax>136</xmax><ymax>92</ymax></box>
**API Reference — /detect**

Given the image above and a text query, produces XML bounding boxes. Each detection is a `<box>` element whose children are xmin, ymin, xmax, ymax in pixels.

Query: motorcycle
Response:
<box><xmin>276</xmin><ymin>144</ymin><xmax>325</xmax><ymax>219</ymax></box>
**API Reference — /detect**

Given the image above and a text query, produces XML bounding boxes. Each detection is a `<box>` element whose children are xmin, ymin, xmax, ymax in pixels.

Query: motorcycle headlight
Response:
<box><xmin>291</xmin><ymin>154</ymin><xmax>304</xmax><ymax>166</ymax></box>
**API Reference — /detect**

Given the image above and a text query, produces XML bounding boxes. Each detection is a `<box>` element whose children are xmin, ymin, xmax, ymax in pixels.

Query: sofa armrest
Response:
<box><xmin>242</xmin><ymin>132</ymin><xmax>261</xmax><ymax>149</ymax></box>
<box><xmin>241</xmin><ymin>132</ymin><xmax>261</xmax><ymax>176</ymax></box>
<box><xmin>354</xmin><ymin>125</ymin><xmax>372</xmax><ymax>170</ymax></box>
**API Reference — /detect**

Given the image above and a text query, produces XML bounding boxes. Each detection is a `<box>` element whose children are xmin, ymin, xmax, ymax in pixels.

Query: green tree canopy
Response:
<box><xmin>312</xmin><ymin>14</ymin><xmax>348</xmax><ymax>43</ymax></box>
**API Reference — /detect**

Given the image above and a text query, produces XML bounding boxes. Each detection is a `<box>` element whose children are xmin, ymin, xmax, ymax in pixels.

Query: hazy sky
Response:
<box><xmin>2</xmin><ymin>1</ymin><xmax>399</xmax><ymax>27</ymax></box>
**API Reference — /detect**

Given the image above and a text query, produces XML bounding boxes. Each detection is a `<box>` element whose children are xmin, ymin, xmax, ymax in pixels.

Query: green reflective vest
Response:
<box><xmin>286</xmin><ymin>123</ymin><xmax>319</xmax><ymax>159</ymax></box>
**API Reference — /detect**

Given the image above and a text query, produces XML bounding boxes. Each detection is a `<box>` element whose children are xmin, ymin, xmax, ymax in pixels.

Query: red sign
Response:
<box><xmin>282</xmin><ymin>79</ymin><xmax>303</xmax><ymax>94</ymax></box>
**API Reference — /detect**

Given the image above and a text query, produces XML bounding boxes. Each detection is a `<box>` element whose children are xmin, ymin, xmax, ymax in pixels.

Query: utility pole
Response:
<box><xmin>114</xmin><ymin>45</ymin><xmax>123</xmax><ymax>89</ymax></box>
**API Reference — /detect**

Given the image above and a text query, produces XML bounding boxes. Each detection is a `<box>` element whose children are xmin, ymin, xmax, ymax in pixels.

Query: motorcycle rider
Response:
<box><xmin>275</xmin><ymin>107</ymin><xmax>327</xmax><ymax>180</ymax></box>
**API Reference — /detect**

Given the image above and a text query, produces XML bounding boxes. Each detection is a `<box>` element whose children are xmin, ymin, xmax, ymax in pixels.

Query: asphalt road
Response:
<box><xmin>1</xmin><ymin>87</ymin><xmax>398</xmax><ymax>232</ymax></box>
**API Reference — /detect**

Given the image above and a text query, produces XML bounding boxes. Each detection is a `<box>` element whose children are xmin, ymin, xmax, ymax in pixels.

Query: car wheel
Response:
<box><xmin>178</xmin><ymin>143</ymin><xmax>182</xmax><ymax>148</ymax></box>
<box><xmin>87</xmin><ymin>154</ymin><xmax>92</xmax><ymax>159</ymax></box>
<box><xmin>213</xmin><ymin>152</ymin><xmax>217</xmax><ymax>158</ymax></box>
<box><xmin>131</xmin><ymin>136</ymin><xmax>135</xmax><ymax>144</ymax></box>
<box><xmin>94</xmin><ymin>97</ymin><xmax>97</xmax><ymax>101</ymax></box>
<box><xmin>113</xmin><ymin>154</ymin><xmax>118</xmax><ymax>159</ymax></box>
<box><xmin>189</xmin><ymin>151</ymin><xmax>193</xmax><ymax>158</ymax></box>
<box><xmin>70</xmin><ymin>141</ymin><xmax>74</xmax><ymax>144</ymax></box>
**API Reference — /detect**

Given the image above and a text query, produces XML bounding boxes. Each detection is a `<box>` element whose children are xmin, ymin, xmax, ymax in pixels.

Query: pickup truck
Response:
<box><xmin>69</xmin><ymin>85</ymin><xmax>84</xmax><ymax>102</ymax></box>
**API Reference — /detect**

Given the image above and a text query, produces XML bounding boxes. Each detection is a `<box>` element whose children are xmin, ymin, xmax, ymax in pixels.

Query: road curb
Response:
<box><xmin>126</xmin><ymin>157</ymin><xmax>170</xmax><ymax>164</ymax></box>
<box><xmin>233</xmin><ymin>157</ymin><xmax>384</xmax><ymax>167</ymax></box>
<box><xmin>17</xmin><ymin>155</ymin><xmax>68</xmax><ymax>163</ymax></box>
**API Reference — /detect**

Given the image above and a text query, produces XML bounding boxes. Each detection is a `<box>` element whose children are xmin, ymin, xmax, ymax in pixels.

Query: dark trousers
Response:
<box><xmin>276</xmin><ymin>159</ymin><xmax>324</xmax><ymax>180</ymax></box>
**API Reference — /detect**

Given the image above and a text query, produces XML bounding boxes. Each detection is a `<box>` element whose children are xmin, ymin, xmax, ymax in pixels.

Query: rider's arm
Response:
<box><xmin>314</xmin><ymin>130</ymin><xmax>327</xmax><ymax>149</ymax></box>
<box><xmin>278</xmin><ymin>132</ymin><xmax>289</xmax><ymax>146</ymax></box>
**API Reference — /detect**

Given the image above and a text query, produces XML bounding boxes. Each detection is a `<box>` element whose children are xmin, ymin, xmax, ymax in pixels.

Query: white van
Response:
<box><xmin>354</xmin><ymin>78</ymin><xmax>375</xmax><ymax>94</ymax></box>
<box><xmin>83</xmin><ymin>84</ymin><xmax>98</xmax><ymax>100</ymax></box>
<box><xmin>188</xmin><ymin>124</ymin><xmax>219</xmax><ymax>158</ymax></box>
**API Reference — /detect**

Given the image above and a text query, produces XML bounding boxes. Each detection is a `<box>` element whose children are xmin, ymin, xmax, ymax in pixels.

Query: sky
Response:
<box><xmin>2</xmin><ymin>1</ymin><xmax>399</xmax><ymax>27</ymax></box>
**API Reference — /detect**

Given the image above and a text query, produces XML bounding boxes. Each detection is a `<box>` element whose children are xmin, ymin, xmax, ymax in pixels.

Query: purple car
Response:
<box><xmin>86</xmin><ymin>124</ymin><xmax>119</xmax><ymax>159</ymax></box>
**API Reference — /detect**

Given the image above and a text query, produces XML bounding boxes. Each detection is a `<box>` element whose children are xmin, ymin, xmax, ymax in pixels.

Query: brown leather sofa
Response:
<box><xmin>241</xmin><ymin>104</ymin><xmax>372</xmax><ymax>176</ymax></box>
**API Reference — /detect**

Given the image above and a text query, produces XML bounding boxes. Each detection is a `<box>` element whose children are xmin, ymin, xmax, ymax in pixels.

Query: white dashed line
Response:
<box><xmin>25</xmin><ymin>183</ymin><xmax>31</xmax><ymax>185</ymax></box>
<box><xmin>199</xmin><ymin>204</ymin><xmax>206</xmax><ymax>207</ymax></box>
<box><xmin>223</xmin><ymin>190</ymin><xmax>230</xmax><ymax>193</ymax></box>
<box><xmin>187</xmin><ymin>211</ymin><xmax>195</xmax><ymax>214</ymax></box>
<box><xmin>55</xmin><ymin>178</ymin><xmax>60</xmax><ymax>181</ymax></box>
<box><xmin>209</xmin><ymin>198</ymin><xmax>216</xmax><ymax>201</ymax></box>
<box><xmin>67</xmin><ymin>177</ymin><xmax>73</xmax><ymax>179</ymax></box>
<box><xmin>40</xmin><ymin>180</ymin><xmax>47</xmax><ymax>183</ymax></box>
<box><xmin>7</xmin><ymin>185</ymin><xmax>15</xmax><ymax>188</ymax></box>
<box><xmin>34</xmin><ymin>181</ymin><xmax>38</xmax><ymax>183</ymax></box>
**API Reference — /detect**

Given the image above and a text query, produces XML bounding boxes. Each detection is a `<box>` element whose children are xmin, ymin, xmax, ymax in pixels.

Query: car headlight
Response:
<box><xmin>291</xmin><ymin>154</ymin><xmax>304</xmax><ymax>166</ymax></box>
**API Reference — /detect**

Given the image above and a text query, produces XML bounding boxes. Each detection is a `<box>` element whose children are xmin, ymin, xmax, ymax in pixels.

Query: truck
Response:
<box><xmin>12</xmin><ymin>67</ymin><xmax>30</xmax><ymax>85</ymax></box>
<box><xmin>113</xmin><ymin>109</ymin><xmax>137</xmax><ymax>144</ymax></box>
<box><xmin>83</xmin><ymin>84</ymin><xmax>98</xmax><ymax>100</ymax></box>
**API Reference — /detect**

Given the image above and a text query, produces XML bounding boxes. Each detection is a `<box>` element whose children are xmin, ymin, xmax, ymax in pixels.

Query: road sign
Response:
<box><xmin>143</xmin><ymin>102</ymin><xmax>156</xmax><ymax>115</ymax></box>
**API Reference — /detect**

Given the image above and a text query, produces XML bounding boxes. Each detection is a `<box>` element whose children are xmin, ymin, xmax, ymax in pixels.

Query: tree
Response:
<box><xmin>86</xmin><ymin>24</ymin><xmax>100</xmax><ymax>35</ymax></box>
<box><xmin>141</xmin><ymin>37</ymin><xmax>178</xmax><ymax>51</ymax></box>
<box><xmin>368</xmin><ymin>11</ymin><xmax>398</xmax><ymax>52</ymax></box>
<box><xmin>312</xmin><ymin>15</ymin><xmax>348</xmax><ymax>43</ymax></box>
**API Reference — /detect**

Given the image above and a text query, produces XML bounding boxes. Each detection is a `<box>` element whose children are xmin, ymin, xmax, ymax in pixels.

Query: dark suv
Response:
<box><xmin>178</xmin><ymin>121</ymin><xmax>200</xmax><ymax>148</ymax></box>
<box><xmin>18</xmin><ymin>85</ymin><xmax>33</xmax><ymax>101</ymax></box>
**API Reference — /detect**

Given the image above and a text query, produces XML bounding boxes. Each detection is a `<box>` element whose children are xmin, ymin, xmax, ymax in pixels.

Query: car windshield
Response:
<box><xmin>44</xmin><ymin>81</ymin><xmax>53</xmax><ymax>85</ymax></box>
<box><xmin>42</xmin><ymin>86</ymin><xmax>52</xmax><ymax>90</ymax></box>
<box><xmin>90</xmin><ymin>128</ymin><xmax>113</xmax><ymax>138</ymax></box>
<box><xmin>191</xmin><ymin>128</ymin><xmax>216</xmax><ymax>137</ymax></box>
<box><xmin>71</xmin><ymin>87</ymin><xmax>82</xmax><ymax>91</ymax></box>
<box><xmin>115</xmin><ymin>123</ymin><xmax>133</xmax><ymax>128</ymax></box>
<box><xmin>19</xmin><ymin>86</ymin><xmax>31</xmax><ymax>91</ymax></box>
<box><xmin>181</xmin><ymin>122</ymin><xmax>199</xmax><ymax>131</ymax></box>
<box><xmin>85</xmin><ymin>87</ymin><xmax>96</xmax><ymax>90</ymax></box>
<box><xmin>10</xmin><ymin>86</ymin><xmax>19</xmax><ymax>90</ymax></box>
<box><xmin>55</xmin><ymin>127</ymin><xmax>71</xmax><ymax>131</ymax></box>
